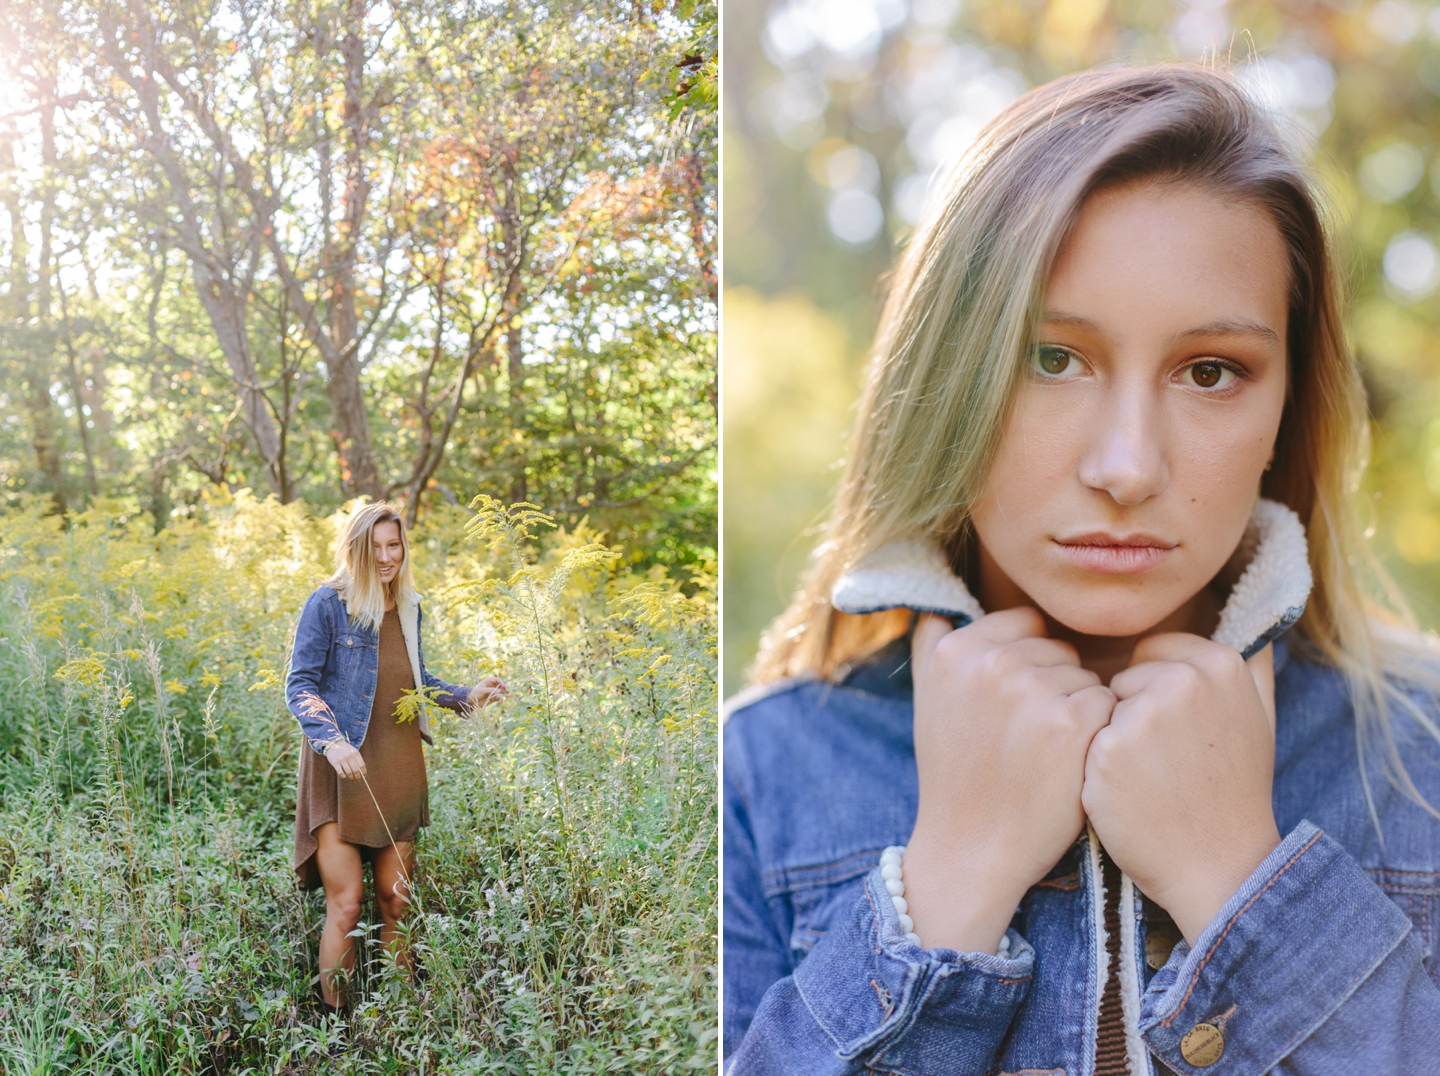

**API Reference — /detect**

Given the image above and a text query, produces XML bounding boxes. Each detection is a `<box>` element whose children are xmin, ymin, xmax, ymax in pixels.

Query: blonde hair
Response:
<box><xmin>754</xmin><ymin>64</ymin><xmax>1440</xmax><ymax>817</ymax></box>
<box><xmin>324</xmin><ymin>501</ymin><xmax>418</xmax><ymax>633</ymax></box>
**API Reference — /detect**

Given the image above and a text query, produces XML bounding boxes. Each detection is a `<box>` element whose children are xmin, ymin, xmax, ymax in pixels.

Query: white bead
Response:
<box><xmin>996</xmin><ymin>935</ymin><xmax>1010</xmax><ymax>958</ymax></box>
<box><xmin>880</xmin><ymin>862</ymin><xmax>902</xmax><ymax>881</ymax></box>
<box><xmin>885</xmin><ymin>877</ymin><xmax>904</xmax><ymax>897</ymax></box>
<box><xmin>904</xmin><ymin>931</ymin><xmax>921</xmax><ymax>946</ymax></box>
<box><xmin>890</xmin><ymin>895</ymin><xmax>908</xmax><ymax>916</ymax></box>
<box><xmin>879</xmin><ymin>852</ymin><xmax>901</xmax><ymax>869</ymax></box>
<box><xmin>897</xmin><ymin>913</ymin><xmax>914</xmax><ymax>933</ymax></box>
<box><xmin>883</xmin><ymin>845</ymin><xmax>906</xmax><ymax>857</ymax></box>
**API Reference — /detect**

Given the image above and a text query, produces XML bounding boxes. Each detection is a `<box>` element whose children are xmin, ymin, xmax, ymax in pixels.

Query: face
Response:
<box><xmin>968</xmin><ymin>180</ymin><xmax>1291</xmax><ymax>639</ymax></box>
<box><xmin>372</xmin><ymin>519</ymin><xmax>404</xmax><ymax>585</ymax></box>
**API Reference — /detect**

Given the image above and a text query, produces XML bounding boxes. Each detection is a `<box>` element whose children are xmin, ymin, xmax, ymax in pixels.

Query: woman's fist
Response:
<box><xmin>904</xmin><ymin>608</ymin><xmax>1115</xmax><ymax>953</ymax></box>
<box><xmin>1082</xmin><ymin>635</ymin><xmax>1280</xmax><ymax>946</ymax></box>
<box><xmin>325</xmin><ymin>741</ymin><xmax>367</xmax><ymax>781</ymax></box>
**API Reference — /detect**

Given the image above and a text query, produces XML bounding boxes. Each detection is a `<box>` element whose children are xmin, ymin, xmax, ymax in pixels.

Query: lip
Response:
<box><xmin>1053</xmin><ymin>531</ymin><xmax>1176</xmax><ymax>574</ymax></box>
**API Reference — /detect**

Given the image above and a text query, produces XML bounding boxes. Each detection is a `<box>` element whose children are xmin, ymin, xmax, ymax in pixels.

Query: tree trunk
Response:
<box><xmin>29</xmin><ymin>75</ymin><xmax>66</xmax><ymax>515</ymax></box>
<box><xmin>105</xmin><ymin>17</ymin><xmax>287</xmax><ymax>497</ymax></box>
<box><xmin>325</xmin><ymin>0</ymin><xmax>383</xmax><ymax>500</ymax></box>
<box><xmin>500</xmin><ymin>181</ymin><xmax>528</xmax><ymax>506</ymax></box>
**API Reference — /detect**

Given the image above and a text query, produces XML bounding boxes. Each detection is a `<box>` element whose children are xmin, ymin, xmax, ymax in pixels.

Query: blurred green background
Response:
<box><xmin>723</xmin><ymin>0</ymin><xmax>1440</xmax><ymax>698</ymax></box>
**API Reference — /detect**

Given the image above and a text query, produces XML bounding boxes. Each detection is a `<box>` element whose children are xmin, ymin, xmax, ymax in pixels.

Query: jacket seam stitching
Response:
<box><xmin>762</xmin><ymin>850</ymin><xmax>883</xmax><ymax>895</ymax></box>
<box><xmin>1159</xmin><ymin>830</ymin><xmax>1323</xmax><ymax>1029</ymax></box>
<box><xmin>1192</xmin><ymin>917</ymin><xmax>1410</xmax><ymax>1074</ymax></box>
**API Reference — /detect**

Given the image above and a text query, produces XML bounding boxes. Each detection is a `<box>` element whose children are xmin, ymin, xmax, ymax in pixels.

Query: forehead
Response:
<box><xmin>1047</xmin><ymin>181</ymin><xmax>1290</xmax><ymax>342</ymax></box>
<box><xmin>372</xmin><ymin>519</ymin><xmax>403</xmax><ymax>542</ymax></box>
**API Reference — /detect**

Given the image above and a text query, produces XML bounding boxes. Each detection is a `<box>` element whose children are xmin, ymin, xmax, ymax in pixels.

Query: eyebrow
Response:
<box><xmin>1040</xmin><ymin>310</ymin><xmax>1281</xmax><ymax>344</ymax></box>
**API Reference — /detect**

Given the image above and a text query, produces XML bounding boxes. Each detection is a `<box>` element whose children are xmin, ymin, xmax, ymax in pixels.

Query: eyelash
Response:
<box><xmin>1028</xmin><ymin>346</ymin><xmax>1248</xmax><ymax>393</ymax></box>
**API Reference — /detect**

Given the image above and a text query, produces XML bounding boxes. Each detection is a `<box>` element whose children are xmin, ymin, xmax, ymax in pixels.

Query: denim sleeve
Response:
<box><xmin>416</xmin><ymin>601</ymin><xmax>472</xmax><ymax>711</ymax></box>
<box><xmin>285</xmin><ymin>589</ymin><xmax>339</xmax><ymax>753</ymax></box>
<box><xmin>724</xmin><ymin>765</ymin><xmax>1035</xmax><ymax>1074</ymax></box>
<box><xmin>1139</xmin><ymin>820</ymin><xmax>1440</xmax><ymax>1074</ymax></box>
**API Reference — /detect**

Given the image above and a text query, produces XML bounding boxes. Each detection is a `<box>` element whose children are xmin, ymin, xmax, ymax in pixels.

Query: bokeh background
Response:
<box><xmin>724</xmin><ymin>0</ymin><xmax>1440</xmax><ymax>698</ymax></box>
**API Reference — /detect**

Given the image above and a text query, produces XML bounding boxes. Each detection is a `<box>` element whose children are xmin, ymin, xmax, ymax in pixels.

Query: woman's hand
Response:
<box><xmin>1082</xmin><ymin>635</ymin><xmax>1279</xmax><ymax>947</ymax></box>
<box><xmin>467</xmin><ymin>677</ymin><xmax>509</xmax><ymax>711</ymax></box>
<box><xmin>325</xmin><ymin>741</ymin><xmax>368</xmax><ymax>781</ymax></box>
<box><xmin>904</xmin><ymin>609</ymin><xmax>1116</xmax><ymax>954</ymax></box>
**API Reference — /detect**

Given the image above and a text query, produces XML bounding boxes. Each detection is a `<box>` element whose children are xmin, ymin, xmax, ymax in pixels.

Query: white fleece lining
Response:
<box><xmin>1085</xmin><ymin>823</ymin><xmax>1109</xmax><ymax>1076</ymax></box>
<box><xmin>830</xmin><ymin>538</ymin><xmax>984</xmax><ymax>623</ymax></box>
<box><xmin>395</xmin><ymin>593</ymin><xmax>433</xmax><ymax>743</ymax></box>
<box><xmin>1209</xmin><ymin>499</ymin><xmax>1312</xmax><ymax>655</ymax></box>
<box><xmin>830</xmin><ymin>498</ymin><xmax>1311</xmax><ymax>656</ymax></box>
<box><xmin>1117</xmin><ymin>872</ymin><xmax>1147</xmax><ymax>1076</ymax></box>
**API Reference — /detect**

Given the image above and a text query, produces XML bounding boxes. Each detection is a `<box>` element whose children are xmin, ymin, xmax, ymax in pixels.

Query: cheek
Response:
<box><xmin>1167</xmin><ymin>393</ymin><xmax>1283</xmax><ymax>506</ymax></box>
<box><xmin>974</xmin><ymin>388</ymin><xmax>1091</xmax><ymax>524</ymax></box>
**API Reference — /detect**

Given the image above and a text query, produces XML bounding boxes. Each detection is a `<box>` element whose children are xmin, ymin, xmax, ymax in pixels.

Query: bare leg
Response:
<box><xmin>315</xmin><ymin>822</ymin><xmax>364</xmax><ymax>1007</ymax></box>
<box><xmin>372</xmin><ymin>840</ymin><xmax>417</xmax><ymax>972</ymax></box>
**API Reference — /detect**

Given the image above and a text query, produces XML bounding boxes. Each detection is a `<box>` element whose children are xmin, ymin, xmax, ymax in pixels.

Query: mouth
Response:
<box><xmin>1052</xmin><ymin>531</ymin><xmax>1177</xmax><ymax>574</ymax></box>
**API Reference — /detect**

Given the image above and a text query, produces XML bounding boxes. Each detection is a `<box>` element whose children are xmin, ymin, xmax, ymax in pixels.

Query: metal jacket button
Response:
<box><xmin>1180</xmin><ymin>1023</ymin><xmax>1224</xmax><ymax>1067</ymax></box>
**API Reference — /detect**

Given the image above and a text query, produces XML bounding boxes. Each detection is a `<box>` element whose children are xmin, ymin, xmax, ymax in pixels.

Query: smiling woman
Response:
<box><xmin>723</xmin><ymin>65</ymin><xmax>1440</xmax><ymax>1075</ymax></box>
<box><xmin>286</xmin><ymin>501</ymin><xmax>509</xmax><ymax>1013</ymax></box>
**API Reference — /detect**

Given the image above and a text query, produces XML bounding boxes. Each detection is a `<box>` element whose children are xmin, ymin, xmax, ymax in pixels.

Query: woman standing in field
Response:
<box><xmin>287</xmin><ymin>501</ymin><xmax>507</xmax><ymax>1011</ymax></box>
<box><xmin>724</xmin><ymin>66</ymin><xmax>1440</xmax><ymax>1072</ymax></box>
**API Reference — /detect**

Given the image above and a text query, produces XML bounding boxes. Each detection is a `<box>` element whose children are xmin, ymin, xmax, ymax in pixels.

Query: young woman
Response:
<box><xmin>724</xmin><ymin>66</ymin><xmax>1440</xmax><ymax>1074</ymax></box>
<box><xmin>287</xmin><ymin>501</ymin><xmax>507</xmax><ymax>1010</ymax></box>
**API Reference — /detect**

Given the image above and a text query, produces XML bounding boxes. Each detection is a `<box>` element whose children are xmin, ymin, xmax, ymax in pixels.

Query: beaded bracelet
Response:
<box><xmin>880</xmin><ymin>845</ymin><xmax>1011</xmax><ymax>958</ymax></box>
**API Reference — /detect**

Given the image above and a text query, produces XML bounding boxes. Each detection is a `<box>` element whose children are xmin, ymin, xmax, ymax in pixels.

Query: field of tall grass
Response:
<box><xmin>0</xmin><ymin>492</ymin><xmax>717</xmax><ymax>1074</ymax></box>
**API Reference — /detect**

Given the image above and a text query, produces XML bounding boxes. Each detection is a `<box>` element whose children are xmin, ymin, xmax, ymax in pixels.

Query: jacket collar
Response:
<box><xmin>831</xmin><ymin>497</ymin><xmax>1311</xmax><ymax>661</ymax></box>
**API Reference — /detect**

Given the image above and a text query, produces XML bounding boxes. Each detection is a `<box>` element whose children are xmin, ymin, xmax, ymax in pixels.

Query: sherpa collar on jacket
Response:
<box><xmin>830</xmin><ymin>497</ymin><xmax>1313</xmax><ymax>661</ymax></box>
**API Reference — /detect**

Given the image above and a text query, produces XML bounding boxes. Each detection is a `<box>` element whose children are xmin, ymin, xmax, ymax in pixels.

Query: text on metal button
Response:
<box><xmin>1180</xmin><ymin>1022</ymin><xmax>1224</xmax><ymax>1067</ymax></box>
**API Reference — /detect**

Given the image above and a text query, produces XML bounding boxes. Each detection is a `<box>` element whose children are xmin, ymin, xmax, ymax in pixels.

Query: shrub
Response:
<box><xmin>0</xmin><ymin>492</ymin><xmax>717</xmax><ymax>1074</ymax></box>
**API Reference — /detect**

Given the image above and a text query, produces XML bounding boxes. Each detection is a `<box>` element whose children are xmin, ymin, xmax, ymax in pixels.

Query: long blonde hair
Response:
<box><xmin>324</xmin><ymin>501</ymin><xmax>418</xmax><ymax>632</ymax></box>
<box><xmin>754</xmin><ymin>64</ymin><xmax>1440</xmax><ymax>816</ymax></box>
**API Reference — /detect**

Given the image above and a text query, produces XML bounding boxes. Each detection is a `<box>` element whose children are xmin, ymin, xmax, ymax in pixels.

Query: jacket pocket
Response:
<box><xmin>335</xmin><ymin>629</ymin><xmax>373</xmax><ymax>671</ymax></box>
<box><xmin>1369</xmin><ymin>869</ymin><xmax>1440</xmax><ymax>987</ymax></box>
<box><xmin>788</xmin><ymin>875</ymin><xmax>871</xmax><ymax>960</ymax></box>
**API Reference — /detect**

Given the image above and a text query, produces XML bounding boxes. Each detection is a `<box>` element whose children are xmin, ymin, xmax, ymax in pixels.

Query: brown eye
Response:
<box><xmin>1183</xmin><ymin>360</ymin><xmax>1236</xmax><ymax>390</ymax></box>
<box><xmin>1030</xmin><ymin>345</ymin><xmax>1081</xmax><ymax>378</ymax></box>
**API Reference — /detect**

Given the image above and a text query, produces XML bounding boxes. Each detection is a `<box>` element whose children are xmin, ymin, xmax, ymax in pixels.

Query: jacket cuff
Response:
<box><xmin>792</xmin><ymin>867</ymin><xmax>1033</xmax><ymax>1070</ymax></box>
<box><xmin>1139</xmin><ymin>820</ymin><xmax>1412</xmax><ymax>1074</ymax></box>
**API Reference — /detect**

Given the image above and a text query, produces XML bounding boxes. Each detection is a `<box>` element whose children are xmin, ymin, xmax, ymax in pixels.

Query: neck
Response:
<box><xmin>976</xmin><ymin>543</ymin><xmax>1222</xmax><ymax>685</ymax></box>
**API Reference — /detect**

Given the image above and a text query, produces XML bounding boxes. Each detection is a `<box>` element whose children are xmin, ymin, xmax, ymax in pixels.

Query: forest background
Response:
<box><xmin>0</xmin><ymin>0</ymin><xmax>717</xmax><ymax>1071</ymax></box>
<box><xmin>724</xmin><ymin>0</ymin><xmax>1440</xmax><ymax>696</ymax></box>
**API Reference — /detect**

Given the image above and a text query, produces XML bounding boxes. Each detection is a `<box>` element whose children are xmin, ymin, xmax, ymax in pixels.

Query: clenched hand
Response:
<box><xmin>1082</xmin><ymin>634</ymin><xmax>1280</xmax><ymax>946</ymax></box>
<box><xmin>904</xmin><ymin>609</ymin><xmax>1115</xmax><ymax>954</ymax></box>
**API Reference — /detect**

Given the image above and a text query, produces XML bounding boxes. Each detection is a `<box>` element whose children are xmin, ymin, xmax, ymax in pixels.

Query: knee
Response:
<box><xmin>327</xmin><ymin>889</ymin><xmax>363</xmax><ymax>933</ymax></box>
<box><xmin>376</xmin><ymin>888</ymin><xmax>410</xmax><ymax>922</ymax></box>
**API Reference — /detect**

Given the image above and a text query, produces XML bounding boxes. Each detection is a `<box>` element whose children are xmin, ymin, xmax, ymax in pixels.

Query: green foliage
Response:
<box><xmin>0</xmin><ymin>0</ymin><xmax>716</xmax><ymax>576</ymax></box>
<box><xmin>0</xmin><ymin>494</ymin><xmax>717</xmax><ymax>1072</ymax></box>
<box><xmin>668</xmin><ymin>0</ymin><xmax>718</xmax><ymax>121</ymax></box>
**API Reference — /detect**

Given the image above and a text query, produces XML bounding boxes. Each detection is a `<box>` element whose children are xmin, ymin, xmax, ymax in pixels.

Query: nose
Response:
<box><xmin>1077</xmin><ymin>380</ymin><xmax>1168</xmax><ymax>506</ymax></box>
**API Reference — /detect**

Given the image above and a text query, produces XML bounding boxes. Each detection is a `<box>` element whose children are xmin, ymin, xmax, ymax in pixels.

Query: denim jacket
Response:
<box><xmin>724</xmin><ymin>501</ymin><xmax>1440</xmax><ymax>1074</ymax></box>
<box><xmin>285</xmin><ymin>585</ymin><xmax>473</xmax><ymax>753</ymax></box>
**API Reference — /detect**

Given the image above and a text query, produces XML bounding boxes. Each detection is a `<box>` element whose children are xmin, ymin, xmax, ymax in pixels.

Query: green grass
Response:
<box><xmin>0</xmin><ymin>494</ymin><xmax>717</xmax><ymax>1074</ymax></box>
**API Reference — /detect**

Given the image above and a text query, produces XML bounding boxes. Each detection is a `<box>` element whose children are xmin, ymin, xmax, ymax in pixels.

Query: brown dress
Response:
<box><xmin>293</xmin><ymin>607</ymin><xmax>430</xmax><ymax>890</ymax></box>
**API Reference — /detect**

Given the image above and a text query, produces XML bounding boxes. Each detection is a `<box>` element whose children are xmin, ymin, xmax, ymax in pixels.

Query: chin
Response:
<box><xmin>1032</xmin><ymin>586</ymin><xmax>1185</xmax><ymax>639</ymax></box>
